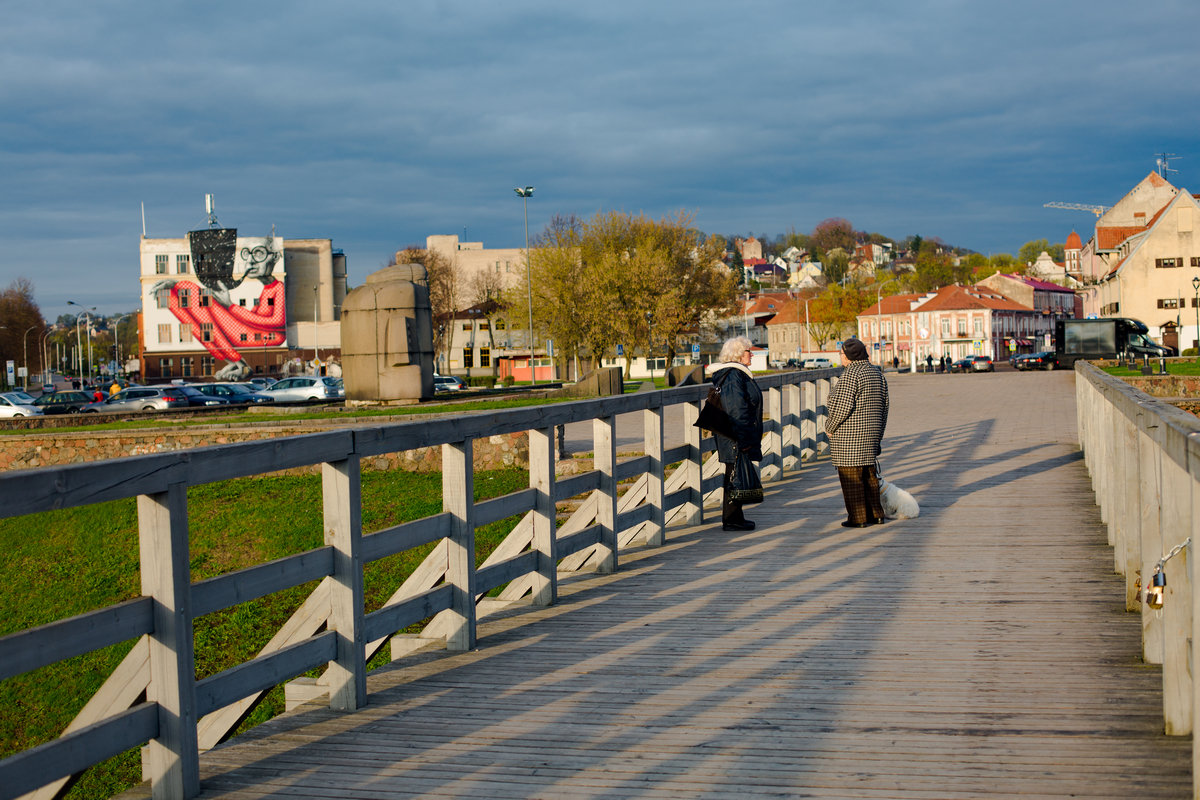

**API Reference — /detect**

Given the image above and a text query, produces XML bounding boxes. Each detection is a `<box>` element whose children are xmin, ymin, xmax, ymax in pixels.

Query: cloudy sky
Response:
<box><xmin>3</xmin><ymin>0</ymin><xmax>1198</xmax><ymax>316</ymax></box>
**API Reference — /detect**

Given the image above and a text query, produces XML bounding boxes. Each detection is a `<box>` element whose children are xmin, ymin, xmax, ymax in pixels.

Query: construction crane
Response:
<box><xmin>1043</xmin><ymin>201</ymin><xmax>1110</xmax><ymax>217</ymax></box>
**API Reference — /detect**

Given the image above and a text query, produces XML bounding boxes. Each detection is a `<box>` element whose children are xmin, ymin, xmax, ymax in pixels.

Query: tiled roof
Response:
<box><xmin>1065</xmin><ymin>230</ymin><xmax>1082</xmax><ymax>250</ymax></box>
<box><xmin>914</xmin><ymin>285</ymin><xmax>1029</xmax><ymax>312</ymax></box>
<box><xmin>860</xmin><ymin>293</ymin><xmax>925</xmax><ymax>315</ymax></box>
<box><xmin>1096</xmin><ymin>226</ymin><xmax>1146</xmax><ymax>250</ymax></box>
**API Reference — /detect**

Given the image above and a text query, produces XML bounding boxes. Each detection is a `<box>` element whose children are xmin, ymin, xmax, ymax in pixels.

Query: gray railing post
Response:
<box><xmin>323</xmin><ymin>456</ymin><xmax>366</xmax><ymax>710</ymax></box>
<box><xmin>137</xmin><ymin>483</ymin><xmax>199</xmax><ymax>800</ymax></box>
<box><xmin>643</xmin><ymin>405</ymin><xmax>665</xmax><ymax>546</ymax></box>
<box><xmin>763</xmin><ymin>384</ymin><xmax>783</xmax><ymax>483</ymax></box>
<box><xmin>784</xmin><ymin>379</ymin><xmax>801</xmax><ymax>471</ymax></box>
<box><xmin>1160</xmin><ymin>423</ymin><xmax>1192</xmax><ymax>735</ymax></box>
<box><xmin>529</xmin><ymin>427</ymin><xmax>558</xmax><ymax>605</ymax></box>
<box><xmin>801</xmin><ymin>380</ymin><xmax>817</xmax><ymax>460</ymax></box>
<box><xmin>816</xmin><ymin>377</ymin><xmax>831</xmax><ymax>453</ymax></box>
<box><xmin>593</xmin><ymin>416</ymin><xmax>618</xmax><ymax>573</ymax></box>
<box><xmin>442</xmin><ymin>440</ymin><xmax>477</xmax><ymax>650</ymax></box>
<box><xmin>680</xmin><ymin>399</ymin><xmax>703</xmax><ymax>527</ymax></box>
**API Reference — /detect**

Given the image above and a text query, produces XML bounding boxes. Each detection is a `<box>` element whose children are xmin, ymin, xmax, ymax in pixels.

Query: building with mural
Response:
<box><xmin>139</xmin><ymin>229</ymin><xmax>347</xmax><ymax>381</ymax></box>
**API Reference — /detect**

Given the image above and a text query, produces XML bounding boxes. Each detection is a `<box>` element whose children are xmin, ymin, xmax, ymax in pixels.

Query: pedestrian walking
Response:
<box><xmin>711</xmin><ymin>336</ymin><xmax>763</xmax><ymax>531</ymax></box>
<box><xmin>825</xmin><ymin>338</ymin><xmax>889</xmax><ymax>528</ymax></box>
<box><xmin>892</xmin><ymin>356</ymin><xmax>899</xmax><ymax>371</ymax></box>
<box><xmin>925</xmin><ymin>354</ymin><xmax>933</xmax><ymax>373</ymax></box>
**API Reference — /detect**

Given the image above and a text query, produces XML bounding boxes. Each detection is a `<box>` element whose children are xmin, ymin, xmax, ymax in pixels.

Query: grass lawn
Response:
<box><xmin>0</xmin><ymin>466</ymin><xmax>528</xmax><ymax>799</ymax></box>
<box><xmin>1102</xmin><ymin>357</ymin><xmax>1200</xmax><ymax>378</ymax></box>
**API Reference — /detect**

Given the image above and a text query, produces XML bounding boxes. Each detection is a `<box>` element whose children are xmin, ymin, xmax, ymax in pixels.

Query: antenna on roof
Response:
<box><xmin>204</xmin><ymin>193</ymin><xmax>220</xmax><ymax>228</ymax></box>
<box><xmin>1155</xmin><ymin>153</ymin><xmax>1180</xmax><ymax>177</ymax></box>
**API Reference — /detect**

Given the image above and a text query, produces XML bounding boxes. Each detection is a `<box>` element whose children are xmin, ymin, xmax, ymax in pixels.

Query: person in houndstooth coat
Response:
<box><xmin>825</xmin><ymin>338</ymin><xmax>889</xmax><ymax>527</ymax></box>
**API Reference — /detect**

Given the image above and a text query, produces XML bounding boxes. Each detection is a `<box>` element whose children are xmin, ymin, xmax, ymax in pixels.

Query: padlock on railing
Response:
<box><xmin>1146</xmin><ymin>567</ymin><xmax>1166</xmax><ymax>610</ymax></box>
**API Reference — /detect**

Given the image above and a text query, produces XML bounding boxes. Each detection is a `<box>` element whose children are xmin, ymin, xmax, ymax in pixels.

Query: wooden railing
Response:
<box><xmin>1075</xmin><ymin>361</ymin><xmax>1199</xmax><ymax>780</ymax></box>
<box><xmin>0</xmin><ymin>370</ymin><xmax>835</xmax><ymax>800</ymax></box>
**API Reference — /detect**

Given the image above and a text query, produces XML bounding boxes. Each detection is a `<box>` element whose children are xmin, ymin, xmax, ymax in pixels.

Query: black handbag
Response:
<box><xmin>693</xmin><ymin>386</ymin><xmax>736</xmax><ymax>440</ymax></box>
<box><xmin>728</xmin><ymin>451</ymin><xmax>763</xmax><ymax>504</ymax></box>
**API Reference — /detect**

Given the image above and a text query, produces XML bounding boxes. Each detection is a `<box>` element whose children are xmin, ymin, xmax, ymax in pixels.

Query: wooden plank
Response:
<box><xmin>527</xmin><ymin>428</ymin><xmax>556</xmax><ymax>605</ymax></box>
<box><xmin>642</xmin><ymin>406</ymin><xmax>665</xmax><ymax>547</ymax></box>
<box><xmin>592</xmin><ymin>416</ymin><xmax>617</xmax><ymax>573</ymax></box>
<box><xmin>556</xmin><ymin>525</ymin><xmax>603</xmax><ymax>559</ymax></box>
<box><xmin>475</xmin><ymin>551</ymin><xmax>539</xmax><ymax>596</ymax></box>
<box><xmin>196</xmin><ymin>579</ymin><xmax>331</xmax><ymax>750</ymax></box>
<box><xmin>474</xmin><ymin>488</ymin><xmax>537</xmax><ymax>528</ymax></box>
<box><xmin>362</xmin><ymin>585</ymin><xmax>453</xmax><ymax>643</ymax></box>
<box><xmin>442</xmin><ymin>440</ymin><xmax>476</xmax><ymax>651</ymax></box>
<box><xmin>194</xmin><ymin>632</ymin><xmax>337</xmax><ymax>716</ymax></box>
<box><xmin>0</xmin><ymin>596</ymin><xmax>153</xmax><ymax>681</ymax></box>
<box><xmin>323</xmin><ymin>457</ymin><xmax>365</xmax><ymax>711</ymax></box>
<box><xmin>191</xmin><ymin>548</ymin><xmax>334</xmax><ymax>618</ymax></box>
<box><xmin>0</xmin><ymin>703</ymin><xmax>158</xmax><ymax>799</ymax></box>
<box><xmin>614</xmin><ymin>455</ymin><xmax>650</xmax><ymax>483</ymax></box>
<box><xmin>137</xmin><ymin>482</ymin><xmax>199</xmax><ymax>798</ymax></box>
<box><xmin>361</xmin><ymin>513</ymin><xmax>450</xmax><ymax>563</ymax></box>
<box><xmin>554</xmin><ymin>471</ymin><xmax>601</xmax><ymax>501</ymax></box>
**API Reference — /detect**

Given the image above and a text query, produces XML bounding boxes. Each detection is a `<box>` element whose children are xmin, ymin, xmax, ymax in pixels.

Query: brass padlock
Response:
<box><xmin>1146</xmin><ymin>567</ymin><xmax>1166</xmax><ymax>610</ymax></box>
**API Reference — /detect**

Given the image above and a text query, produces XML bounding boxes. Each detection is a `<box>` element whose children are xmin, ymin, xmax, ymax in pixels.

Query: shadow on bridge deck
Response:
<box><xmin>123</xmin><ymin>371</ymin><xmax>1191</xmax><ymax>799</ymax></box>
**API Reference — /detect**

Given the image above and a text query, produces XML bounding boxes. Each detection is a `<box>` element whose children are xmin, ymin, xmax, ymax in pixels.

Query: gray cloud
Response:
<box><xmin>1</xmin><ymin>0</ymin><xmax>1198</xmax><ymax>314</ymax></box>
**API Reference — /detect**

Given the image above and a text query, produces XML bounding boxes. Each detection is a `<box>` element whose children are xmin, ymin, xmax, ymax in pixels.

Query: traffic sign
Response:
<box><xmin>616</xmin><ymin>344</ymin><xmax>624</xmax><ymax>356</ymax></box>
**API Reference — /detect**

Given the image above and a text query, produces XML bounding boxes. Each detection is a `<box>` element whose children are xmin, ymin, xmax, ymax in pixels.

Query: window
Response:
<box><xmin>156</xmin><ymin>289</ymin><xmax>170</xmax><ymax>309</ymax></box>
<box><xmin>463</xmin><ymin>348</ymin><xmax>474</xmax><ymax>369</ymax></box>
<box><xmin>180</xmin><ymin>324</ymin><xmax>193</xmax><ymax>343</ymax></box>
<box><xmin>200</xmin><ymin>322</ymin><xmax>213</xmax><ymax>342</ymax></box>
<box><xmin>1192</xmin><ymin>257</ymin><xmax>1200</xmax><ymax>267</ymax></box>
<box><xmin>239</xmin><ymin>333</ymin><xmax>248</xmax><ymax>342</ymax></box>
<box><xmin>1158</xmin><ymin>298</ymin><xmax>1181</xmax><ymax>309</ymax></box>
<box><xmin>181</xmin><ymin>357</ymin><xmax>194</xmax><ymax>378</ymax></box>
<box><xmin>957</xmin><ymin>319</ymin><xmax>967</xmax><ymax>336</ymax></box>
<box><xmin>177</xmin><ymin>288</ymin><xmax>190</xmax><ymax>308</ymax></box>
<box><xmin>940</xmin><ymin>319</ymin><xmax>950</xmax><ymax>336</ymax></box>
<box><xmin>176</xmin><ymin>254</ymin><xmax>190</xmax><ymax>274</ymax></box>
<box><xmin>158</xmin><ymin>324</ymin><xmax>172</xmax><ymax>343</ymax></box>
<box><xmin>973</xmin><ymin>318</ymin><xmax>983</xmax><ymax>335</ymax></box>
<box><xmin>495</xmin><ymin>319</ymin><xmax>507</xmax><ymax>331</ymax></box>
<box><xmin>200</xmin><ymin>290</ymin><xmax>211</xmax><ymax>307</ymax></box>
<box><xmin>159</xmin><ymin>357</ymin><xmax>173</xmax><ymax>377</ymax></box>
<box><xmin>480</xmin><ymin>346</ymin><xmax>491</xmax><ymax>367</ymax></box>
<box><xmin>155</xmin><ymin>254</ymin><xmax>169</xmax><ymax>274</ymax></box>
<box><xmin>462</xmin><ymin>323</ymin><xmax>471</xmax><ymax>331</ymax></box>
<box><xmin>479</xmin><ymin>322</ymin><xmax>489</xmax><ymax>331</ymax></box>
<box><xmin>201</xmin><ymin>356</ymin><xmax>214</xmax><ymax>376</ymax></box>
<box><xmin>1156</xmin><ymin>257</ymin><xmax>1181</xmax><ymax>268</ymax></box>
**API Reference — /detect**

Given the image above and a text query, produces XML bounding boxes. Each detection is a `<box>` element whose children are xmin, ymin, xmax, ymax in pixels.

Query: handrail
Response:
<box><xmin>0</xmin><ymin>368</ymin><xmax>838</xmax><ymax>800</ymax></box>
<box><xmin>1074</xmin><ymin>361</ymin><xmax>1200</xmax><ymax>774</ymax></box>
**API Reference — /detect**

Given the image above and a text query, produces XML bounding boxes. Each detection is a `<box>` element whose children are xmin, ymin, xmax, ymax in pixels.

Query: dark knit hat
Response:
<box><xmin>842</xmin><ymin>338</ymin><xmax>868</xmax><ymax>361</ymax></box>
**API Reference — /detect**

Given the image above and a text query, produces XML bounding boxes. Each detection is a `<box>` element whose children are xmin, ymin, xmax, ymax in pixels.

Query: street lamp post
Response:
<box><xmin>109</xmin><ymin>314</ymin><xmax>130</xmax><ymax>379</ymax></box>
<box><xmin>875</xmin><ymin>278</ymin><xmax>896</xmax><ymax>366</ymax></box>
<box><xmin>67</xmin><ymin>301</ymin><xmax>96</xmax><ymax>384</ymax></box>
<box><xmin>645</xmin><ymin>311</ymin><xmax>654</xmax><ymax>385</ymax></box>
<box><xmin>514</xmin><ymin>186</ymin><xmax>535</xmax><ymax>384</ymax></box>
<box><xmin>21</xmin><ymin>324</ymin><xmax>38</xmax><ymax>389</ymax></box>
<box><xmin>1192</xmin><ymin>276</ymin><xmax>1199</xmax><ymax>353</ymax></box>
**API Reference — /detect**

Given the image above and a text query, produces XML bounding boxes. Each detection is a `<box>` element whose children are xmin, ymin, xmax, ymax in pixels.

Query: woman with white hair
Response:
<box><xmin>711</xmin><ymin>336</ymin><xmax>763</xmax><ymax>531</ymax></box>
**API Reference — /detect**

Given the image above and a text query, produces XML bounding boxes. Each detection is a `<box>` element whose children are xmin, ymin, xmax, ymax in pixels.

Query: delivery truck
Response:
<box><xmin>1054</xmin><ymin>317</ymin><xmax>1173</xmax><ymax>367</ymax></box>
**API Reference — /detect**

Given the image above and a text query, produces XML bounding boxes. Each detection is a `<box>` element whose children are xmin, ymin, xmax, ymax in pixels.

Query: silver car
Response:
<box><xmin>81</xmin><ymin>386</ymin><xmax>191</xmax><ymax>413</ymax></box>
<box><xmin>0</xmin><ymin>392</ymin><xmax>43</xmax><ymax>417</ymax></box>
<box><xmin>260</xmin><ymin>376</ymin><xmax>345</xmax><ymax>403</ymax></box>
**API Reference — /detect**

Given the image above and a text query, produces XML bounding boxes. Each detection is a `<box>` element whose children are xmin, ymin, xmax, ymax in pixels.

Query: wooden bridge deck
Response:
<box><xmin>126</xmin><ymin>370</ymin><xmax>1192</xmax><ymax>799</ymax></box>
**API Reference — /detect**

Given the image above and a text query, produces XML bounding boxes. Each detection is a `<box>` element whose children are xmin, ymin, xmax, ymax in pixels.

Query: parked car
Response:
<box><xmin>951</xmin><ymin>355</ymin><xmax>994</xmax><ymax>373</ymax></box>
<box><xmin>173</xmin><ymin>385</ymin><xmax>230</xmax><ymax>407</ymax></box>
<box><xmin>1014</xmin><ymin>351</ymin><xmax>1059</xmax><ymax>371</ymax></box>
<box><xmin>260</xmin><ymin>376</ymin><xmax>345</xmax><ymax>403</ymax></box>
<box><xmin>0</xmin><ymin>392</ymin><xmax>43</xmax><ymax>417</ymax></box>
<box><xmin>247</xmin><ymin>377</ymin><xmax>277</xmax><ymax>390</ymax></box>
<box><xmin>193</xmin><ymin>382</ymin><xmax>275</xmax><ymax>404</ymax></box>
<box><xmin>802</xmin><ymin>357</ymin><xmax>834</xmax><ymax>370</ymax></box>
<box><xmin>81</xmin><ymin>386</ymin><xmax>191</xmax><ymax>413</ymax></box>
<box><xmin>32</xmin><ymin>390</ymin><xmax>94</xmax><ymax>414</ymax></box>
<box><xmin>434</xmin><ymin>374</ymin><xmax>467</xmax><ymax>393</ymax></box>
